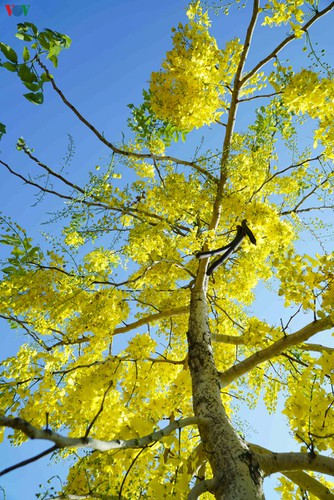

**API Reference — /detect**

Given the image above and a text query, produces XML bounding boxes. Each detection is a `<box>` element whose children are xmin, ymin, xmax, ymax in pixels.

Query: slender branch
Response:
<box><xmin>50</xmin><ymin>496</ymin><xmax>100</xmax><ymax>500</ymax></box>
<box><xmin>0</xmin><ymin>445</ymin><xmax>57</xmax><ymax>477</ymax></box>
<box><xmin>237</xmin><ymin>91</ymin><xmax>282</xmax><ymax>103</ymax></box>
<box><xmin>0</xmin><ymin>159</ymin><xmax>75</xmax><ymax>202</ymax></box>
<box><xmin>84</xmin><ymin>380</ymin><xmax>114</xmax><ymax>438</ymax></box>
<box><xmin>118</xmin><ymin>446</ymin><xmax>148</xmax><ymax>499</ymax></box>
<box><xmin>241</xmin><ymin>2</ymin><xmax>334</xmax><ymax>85</ymax></box>
<box><xmin>250</xmin><ymin>155</ymin><xmax>323</xmax><ymax>202</ymax></box>
<box><xmin>20</xmin><ymin>144</ymin><xmax>85</xmax><ymax>194</ymax></box>
<box><xmin>35</xmin><ymin>58</ymin><xmax>218</xmax><ymax>183</ymax></box>
<box><xmin>0</xmin><ymin>159</ymin><xmax>190</xmax><ymax>234</ymax></box>
<box><xmin>288</xmin><ymin>174</ymin><xmax>334</xmax><ymax>214</ymax></box>
<box><xmin>281</xmin><ymin>204</ymin><xmax>334</xmax><ymax>215</ymax></box>
<box><xmin>219</xmin><ymin>316</ymin><xmax>334</xmax><ymax>387</ymax></box>
<box><xmin>113</xmin><ymin>306</ymin><xmax>189</xmax><ymax>335</ymax></box>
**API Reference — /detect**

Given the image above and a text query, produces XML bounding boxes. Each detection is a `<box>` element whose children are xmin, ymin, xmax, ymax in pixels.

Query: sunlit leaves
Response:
<box><xmin>0</xmin><ymin>22</ymin><xmax>71</xmax><ymax>105</ymax></box>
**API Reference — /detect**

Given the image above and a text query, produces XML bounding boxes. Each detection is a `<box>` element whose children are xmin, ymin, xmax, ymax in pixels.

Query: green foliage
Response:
<box><xmin>0</xmin><ymin>216</ymin><xmax>42</xmax><ymax>277</ymax></box>
<box><xmin>0</xmin><ymin>22</ymin><xmax>71</xmax><ymax>106</ymax></box>
<box><xmin>0</xmin><ymin>122</ymin><xmax>6</xmax><ymax>141</ymax></box>
<box><xmin>127</xmin><ymin>89</ymin><xmax>188</xmax><ymax>150</ymax></box>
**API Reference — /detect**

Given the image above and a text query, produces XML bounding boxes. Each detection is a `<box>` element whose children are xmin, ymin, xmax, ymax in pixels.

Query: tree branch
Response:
<box><xmin>36</xmin><ymin>58</ymin><xmax>218</xmax><ymax>183</ymax></box>
<box><xmin>211</xmin><ymin>333</ymin><xmax>244</xmax><ymax>345</ymax></box>
<box><xmin>20</xmin><ymin>143</ymin><xmax>85</xmax><ymax>194</ymax></box>
<box><xmin>237</xmin><ymin>91</ymin><xmax>282</xmax><ymax>103</ymax></box>
<box><xmin>252</xmin><ymin>444</ymin><xmax>334</xmax><ymax>477</ymax></box>
<box><xmin>0</xmin><ymin>416</ymin><xmax>207</xmax><ymax>469</ymax></box>
<box><xmin>113</xmin><ymin>306</ymin><xmax>189</xmax><ymax>335</ymax></box>
<box><xmin>219</xmin><ymin>316</ymin><xmax>334</xmax><ymax>387</ymax></box>
<box><xmin>283</xmin><ymin>471</ymin><xmax>334</xmax><ymax>499</ymax></box>
<box><xmin>195</xmin><ymin>0</ymin><xmax>260</xmax><ymax>289</ymax></box>
<box><xmin>301</xmin><ymin>343</ymin><xmax>334</xmax><ymax>355</ymax></box>
<box><xmin>0</xmin><ymin>159</ymin><xmax>190</xmax><ymax>234</ymax></box>
<box><xmin>187</xmin><ymin>477</ymin><xmax>219</xmax><ymax>500</ymax></box>
<box><xmin>241</xmin><ymin>2</ymin><xmax>334</xmax><ymax>85</ymax></box>
<box><xmin>0</xmin><ymin>445</ymin><xmax>57</xmax><ymax>477</ymax></box>
<box><xmin>249</xmin><ymin>155</ymin><xmax>323</xmax><ymax>202</ymax></box>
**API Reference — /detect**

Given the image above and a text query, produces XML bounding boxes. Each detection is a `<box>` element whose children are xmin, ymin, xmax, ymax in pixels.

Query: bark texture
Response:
<box><xmin>187</xmin><ymin>287</ymin><xmax>265</xmax><ymax>499</ymax></box>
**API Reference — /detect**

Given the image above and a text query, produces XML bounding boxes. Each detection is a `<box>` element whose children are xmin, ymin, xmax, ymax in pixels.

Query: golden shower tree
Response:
<box><xmin>1</xmin><ymin>1</ymin><xmax>334</xmax><ymax>498</ymax></box>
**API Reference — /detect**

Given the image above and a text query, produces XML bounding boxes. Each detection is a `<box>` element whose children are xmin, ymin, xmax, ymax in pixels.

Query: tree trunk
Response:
<box><xmin>187</xmin><ymin>286</ymin><xmax>265</xmax><ymax>499</ymax></box>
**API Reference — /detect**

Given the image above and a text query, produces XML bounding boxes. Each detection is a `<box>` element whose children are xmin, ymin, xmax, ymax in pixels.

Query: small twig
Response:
<box><xmin>84</xmin><ymin>380</ymin><xmax>114</xmax><ymax>438</ymax></box>
<box><xmin>35</xmin><ymin>57</ymin><xmax>218</xmax><ymax>183</ymax></box>
<box><xmin>237</xmin><ymin>91</ymin><xmax>282</xmax><ymax>102</ymax></box>
<box><xmin>0</xmin><ymin>445</ymin><xmax>58</xmax><ymax>476</ymax></box>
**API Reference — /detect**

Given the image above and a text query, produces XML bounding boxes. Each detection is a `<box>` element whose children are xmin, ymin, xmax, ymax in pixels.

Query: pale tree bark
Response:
<box><xmin>187</xmin><ymin>286</ymin><xmax>265</xmax><ymax>499</ymax></box>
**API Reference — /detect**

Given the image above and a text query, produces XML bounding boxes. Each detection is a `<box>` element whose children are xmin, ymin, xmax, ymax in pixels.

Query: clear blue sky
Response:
<box><xmin>0</xmin><ymin>1</ymin><xmax>333</xmax><ymax>498</ymax></box>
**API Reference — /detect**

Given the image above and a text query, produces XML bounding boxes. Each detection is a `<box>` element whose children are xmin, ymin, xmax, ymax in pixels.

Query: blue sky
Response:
<box><xmin>0</xmin><ymin>1</ymin><xmax>333</xmax><ymax>498</ymax></box>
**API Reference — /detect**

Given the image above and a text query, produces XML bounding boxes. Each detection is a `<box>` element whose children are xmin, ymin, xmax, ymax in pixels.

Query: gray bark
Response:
<box><xmin>187</xmin><ymin>286</ymin><xmax>265</xmax><ymax>499</ymax></box>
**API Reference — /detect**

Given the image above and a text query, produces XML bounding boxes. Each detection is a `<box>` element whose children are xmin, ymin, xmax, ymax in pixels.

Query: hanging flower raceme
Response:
<box><xmin>149</xmin><ymin>1</ymin><xmax>242</xmax><ymax>131</ymax></box>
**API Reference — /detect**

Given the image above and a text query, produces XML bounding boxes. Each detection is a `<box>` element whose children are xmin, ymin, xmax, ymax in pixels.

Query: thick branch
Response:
<box><xmin>187</xmin><ymin>478</ymin><xmax>219</xmax><ymax>500</ymax></box>
<box><xmin>251</xmin><ymin>444</ymin><xmax>334</xmax><ymax>498</ymax></box>
<box><xmin>0</xmin><ymin>416</ymin><xmax>205</xmax><ymax>460</ymax></box>
<box><xmin>252</xmin><ymin>445</ymin><xmax>334</xmax><ymax>477</ymax></box>
<box><xmin>219</xmin><ymin>316</ymin><xmax>334</xmax><ymax>387</ymax></box>
<box><xmin>302</xmin><ymin>343</ymin><xmax>334</xmax><ymax>355</ymax></box>
<box><xmin>114</xmin><ymin>306</ymin><xmax>189</xmax><ymax>335</ymax></box>
<box><xmin>211</xmin><ymin>333</ymin><xmax>244</xmax><ymax>345</ymax></box>
<box><xmin>283</xmin><ymin>471</ymin><xmax>334</xmax><ymax>499</ymax></box>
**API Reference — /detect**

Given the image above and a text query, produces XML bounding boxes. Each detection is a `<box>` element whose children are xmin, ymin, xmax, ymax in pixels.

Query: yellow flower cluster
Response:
<box><xmin>149</xmin><ymin>1</ymin><xmax>242</xmax><ymax>130</ymax></box>
<box><xmin>84</xmin><ymin>248</ymin><xmax>119</xmax><ymax>276</ymax></box>
<box><xmin>282</xmin><ymin>69</ymin><xmax>334</xmax><ymax>158</ymax></box>
<box><xmin>64</xmin><ymin>230</ymin><xmax>85</xmax><ymax>247</ymax></box>
<box><xmin>262</xmin><ymin>0</ymin><xmax>305</xmax><ymax>27</ymax></box>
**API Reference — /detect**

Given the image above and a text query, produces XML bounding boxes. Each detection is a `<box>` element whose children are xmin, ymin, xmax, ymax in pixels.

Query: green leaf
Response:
<box><xmin>22</xmin><ymin>81</ymin><xmax>41</xmax><ymax>92</ymax></box>
<box><xmin>18</xmin><ymin>65</ymin><xmax>38</xmax><ymax>83</ymax></box>
<box><xmin>17</xmin><ymin>22</ymin><xmax>38</xmax><ymax>35</ymax></box>
<box><xmin>40</xmin><ymin>72</ymin><xmax>52</xmax><ymax>83</ymax></box>
<box><xmin>15</xmin><ymin>33</ymin><xmax>33</xmax><ymax>42</ymax></box>
<box><xmin>0</xmin><ymin>43</ymin><xmax>18</xmax><ymax>64</ymax></box>
<box><xmin>38</xmin><ymin>35</ymin><xmax>50</xmax><ymax>50</ymax></box>
<box><xmin>16</xmin><ymin>137</ymin><xmax>26</xmax><ymax>150</ymax></box>
<box><xmin>12</xmin><ymin>247</ymin><xmax>25</xmax><ymax>257</ymax></box>
<box><xmin>23</xmin><ymin>92</ymin><xmax>44</xmax><ymax>105</ymax></box>
<box><xmin>2</xmin><ymin>266</ymin><xmax>17</xmax><ymax>275</ymax></box>
<box><xmin>0</xmin><ymin>122</ymin><xmax>6</xmax><ymax>140</ymax></box>
<box><xmin>0</xmin><ymin>235</ymin><xmax>21</xmax><ymax>246</ymax></box>
<box><xmin>23</xmin><ymin>46</ymin><xmax>30</xmax><ymax>62</ymax></box>
<box><xmin>48</xmin><ymin>54</ymin><xmax>58</xmax><ymax>68</ymax></box>
<box><xmin>1</xmin><ymin>62</ymin><xmax>17</xmax><ymax>72</ymax></box>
